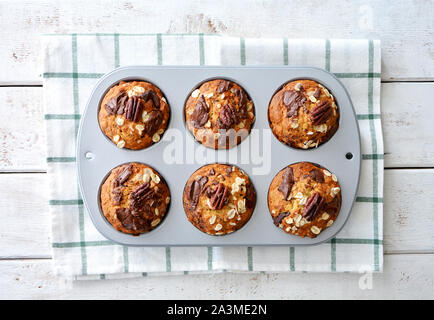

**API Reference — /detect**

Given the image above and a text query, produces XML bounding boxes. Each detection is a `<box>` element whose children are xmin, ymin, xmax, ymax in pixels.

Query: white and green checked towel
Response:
<box><xmin>42</xmin><ymin>34</ymin><xmax>383</xmax><ymax>279</ymax></box>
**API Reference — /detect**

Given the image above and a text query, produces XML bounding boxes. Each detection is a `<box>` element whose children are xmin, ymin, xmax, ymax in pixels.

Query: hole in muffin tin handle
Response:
<box><xmin>85</xmin><ymin>152</ymin><xmax>95</xmax><ymax>160</ymax></box>
<box><xmin>345</xmin><ymin>152</ymin><xmax>353</xmax><ymax>160</ymax></box>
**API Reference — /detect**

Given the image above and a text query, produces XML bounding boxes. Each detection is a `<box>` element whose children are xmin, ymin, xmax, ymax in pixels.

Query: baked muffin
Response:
<box><xmin>268</xmin><ymin>80</ymin><xmax>339</xmax><ymax>149</ymax></box>
<box><xmin>183</xmin><ymin>163</ymin><xmax>256</xmax><ymax>235</ymax></box>
<box><xmin>100</xmin><ymin>162</ymin><xmax>171</xmax><ymax>235</ymax></box>
<box><xmin>268</xmin><ymin>162</ymin><xmax>341</xmax><ymax>238</ymax></box>
<box><xmin>98</xmin><ymin>80</ymin><xmax>170</xmax><ymax>150</ymax></box>
<box><xmin>184</xmin><ymin>79</ymin><xmax>255</xmax><ymax>149</ymax></box>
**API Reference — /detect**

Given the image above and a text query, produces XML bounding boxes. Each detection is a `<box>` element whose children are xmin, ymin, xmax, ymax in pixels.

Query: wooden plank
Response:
<box><xmin>0</xmin><ymin>169</ymin><xmax>433</xmax><ymax>258</ymax></box>
<box><xmin>1</xmin><ymin>83</ymin><xmax>433</xmax><ymax>170</ymax></box>
<box><xmin>0</xmin><ymin>0</ymin><xmax>434</xmax><ymax>83</ymax></box>
<box><xmin>1</xmin><ymin>254</ymin><xmax>433</xmax><ymax>299</ymax></box>
<box><xmin>382</xmin><ymin>83</ymin><xmax>434</xmax><ymax>168</ymax></box>
<box><xmin>0</xmin><ymin>174</ymin><xmax>50</xmax><ymax>258</ymax></box>
<box><xmin>0</xmin><ymin>87</ymin><xmax>46</xmax><ymax>172</ymax></box>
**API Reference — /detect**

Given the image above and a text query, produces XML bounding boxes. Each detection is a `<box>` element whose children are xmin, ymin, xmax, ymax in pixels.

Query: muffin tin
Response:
<box><xmin>77</xmin><ymin>65</ymin><xmax>361</xmax><ymax>246</ymax></box>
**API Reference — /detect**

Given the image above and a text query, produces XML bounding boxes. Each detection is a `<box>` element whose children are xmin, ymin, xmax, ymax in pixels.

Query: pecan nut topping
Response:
<box><xmin>278</xmin><ymin>167</ymin><xmax>294</xmax><ymax>200</ymax></box>
<box><xmin>144</xmin><ymin>110</ymin><xmax>163</xmax><ymax>136</ymax></box>
<box><xmin>190</xmin><ymin>95</ymin><xmax>209</xmax><ymax>128</ymax></box>
<box><xmin>310</xmin><ymin>100</ymin><xmax>332</xmax><ymax>125</ymax></box>
<box><xmin>209</xmin><ymin>183</ymin><xmax>230</xmax><ymax>210</ymax></box>
<box><xmin>303</xmin><ymin>192</ymin><xmax>326</xmax><ymax>221</ymax></box>
<box><xmin>273</xmin><ymin>211</ymin><xmax>290</xmax><ymax>226</ymax></box>
<box><xmin>186</xmin><ymin>176</ymin><xmax>209</xmax><ymax>209</ymax></box>
<box><xmin>235</xmin><ymin>88</ymin><xmax>248</xmax><ymax>119</ymax></box>
<box><xmin>217</xmin><ymin>80</ymin><xmax>231</xmax><ymax>94</ymax></box>
<box><xmin>129</xmin><ymin>182</ymin><xmax>154</xmax><ymax>209</ymax></box>
<box><xmin>283</xmin><ymin>90</ymin><xmax>307</xmax><ymax>118</ymax></box>
<box><xmin>218</xmin><ymin>104</ymin><xmax>239</xmax><ymax>129</ymax></box>
<box><xmin>125</xmin><ymin>96</ymin><xmax>144</xmax><ymax>122</ymax></box>
<box><xmin>104</xmin><ymin>91</ymin><xmax>128</xmax><ymax>115</ymax></box>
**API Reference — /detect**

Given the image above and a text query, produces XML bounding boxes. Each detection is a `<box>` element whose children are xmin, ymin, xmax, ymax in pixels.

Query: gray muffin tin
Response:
<box><xmin>77</xmin><ymin>66</ymin><xmax>361</xmax><ymax>246</ymax></box>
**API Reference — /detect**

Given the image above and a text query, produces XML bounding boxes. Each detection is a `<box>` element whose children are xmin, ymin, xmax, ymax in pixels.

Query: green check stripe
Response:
<box><xmin>334</xmin><ymin>72</ymin><xmax>381</xmax><ymax>78</ymax></box>
<box><xmin>356</xmin><ymin>197</ymin><xmax>383</xmax><ymax>203</ymax></box>
<box><xmin>43</xmin><ymin>72</ymin><xmax>104</xmax><ymax>78</ymax></box>
<box><xmin>331</xmin><ymin>238</ymin><xmax>336</xmax><ymax>271</ymax></box>
<box><xmin>357</xmin><ymin>114</ymin><xmax>381</xmax><ymax>120</ymax></box>
<box><xmin>49</xmin><ymin>199</ymin><xmax>83</xmax><ymax>205</ymax></box>
<box><xmin>52</xmin><ymin>240</ymin><xmax>114</xmax><ymax>248</ymax></box>
<box><xmin>47</xmin><ymin>157</ymin><xmax>76</xmax><ymax>163</ymax></box>
<box><xmin>289</xmin><ymin>247</ymin><xmax>295</xmax><ymax>271</ymax></box>
<box><xmin>45</xmin><ymin>114</ymin><xmax>81</xmax><ymax>120</ymax></box>
<box><xmin>283</xmin><ymin>38</ymin><xmax>288</xmax><ymax>65</ymax></box>
<box><xmin>43</xmin><ymin>32</ymin><xmax>221</xmax><ymax>37</ymax></box>
<box><xmin>362</xmin><ymin>154</ymin><xmax>383</xmax><ymax>160</ymax></box>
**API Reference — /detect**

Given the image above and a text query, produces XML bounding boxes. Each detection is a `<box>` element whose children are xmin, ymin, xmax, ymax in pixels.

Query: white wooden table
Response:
<box><xmin>1</xmin><ymin>0</ymin><xmax>434</xmax><ymax>299</ymax></box>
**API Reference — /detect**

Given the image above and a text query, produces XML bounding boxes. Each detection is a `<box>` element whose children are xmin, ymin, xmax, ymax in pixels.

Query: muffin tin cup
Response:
<box><xmin>77</xmin><ymin>65</ymin><xmax>361</xmax><ymax>246</ymax></box>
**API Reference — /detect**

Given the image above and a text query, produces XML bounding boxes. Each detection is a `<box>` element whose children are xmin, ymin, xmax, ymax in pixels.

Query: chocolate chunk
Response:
<box><xmin>278</xmin><ymin>167</ymin><xmax>294</xmax><ymax>200</ymax></box>
<box><xmin>115</xmin><ymin>207</ymin><xmax>150</xmax><ymax>233</ymax></box>
<box><xmin>186</xmin><ymin>176</ymin><xmax>208</xmax><ymax>208</ymax></box>
<box><xmin>138</xmin><ymin>90</ymin><xmax>160</xmax><ymax>109</ymax></box>
<box><xmin>309</xmin><ymin>169</ymin><xmax>324</xmax><ymax>183</ymax></box>
<box><xmin>209</xmin><ymin>183</ymin><xmax>229</xmax><ymax>210</ymax></box>
<box><xmin>313</xmin><ymin>88</ymin><xmax>321</xmax><ymax>99</ymax></box>
<box><xmin>245</xmin><ymin>183</ymin><xmax>256</xmax><ymax>209</ymax></box>
<box><xmin>104</xmin><ymin>91</ymin><xmax>128</xmax><ymax>115</ymax></box>
<box><xmin>226</xmin><ymin>167</ymin><xmax>232</xmax><ymax>175</ymax></box>
<box><xmin>190</xmin><ymin>95</ymin><xmax>209</xmax><ymax>128</ymax></box>
<box><xmin>208</xmin><ymin>168</ymin><xmax>215</xmax><ymax>176</ymax></box>
<box><xmin>273</xmin><ymin>212</ymin><xmax>290</xmax><ymax>226</ymax></box>
<box><xmin>112</xmin><ymin>186</ymin><xmax>123</xmax><ymax>205</ymax></box>
<box><xmin>113</xmin><ymin>165</ymin><xmax>133</xmax><ymax>188</ymax></box>
<box><xmin>129</xmin><ymin>182</ymin><xmax>155</xmax><ymax>210</ymax></box>
<box><xmin>303</xmin><ymin>192</ymin><xmax>326</xmax><ymax>221</ymax></box>
<box><xmin>205</xmin><ymin>185</ymin><xmax>216</xmax><ymax>198</ymax></box>
<box><xmin>283</xmin><ymin>90</ymin><xmax>307</xmax><ymax>118</ymax></box>
<box><xmin>218</xmin><ymin>104</ymin><xmax>239</xmax><ymax>129</ymax></box>
<box><xmin>310</xmin><ymin>100</ymin><xmax>332</xmax><ymax>125</ymax></box>
<box><xmin>144</xmin><ymin>110</ymin><xmax>163</xmax><ymax>136</ymax></box>
<box><xmin>325</xmin><ymin>196</ymin><xmax>339</xmax><ymax>215</ymax></box>
<box><xmin>217</xmin><ymin>80</ymin><xmax>231</xmax><ymax>94</ymax></box>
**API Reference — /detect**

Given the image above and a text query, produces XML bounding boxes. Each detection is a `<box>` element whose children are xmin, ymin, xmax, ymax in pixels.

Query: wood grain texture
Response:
<box><xmin>1</xmin><ymin>254</ymin><xmax>433</xmax><ymax>299</ymax></box>
<box><xmin>1</xmin><ymin>170</ymin><xmax>433</xmax><ymax>258</ymax></box>
<box><xmin>0</xmin><ymin>0</ymin><xmax>434</xmax><ymax>83</ymax></box>
<box><xmin>0</xmin><ymin>87</ymin><xmax>46</xmax><ymax>172</ymax></box>
<box><xmin>2</xmin><ymin>83</ymin><xmax>433</xmax><ymax>171</ymax></box>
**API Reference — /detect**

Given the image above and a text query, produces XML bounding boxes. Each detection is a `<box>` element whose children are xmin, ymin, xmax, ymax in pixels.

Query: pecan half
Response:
<box><xmin>186</xmin><ymin>176</ymin><xmax>209</xmax><ymax>208</ymax></box>
<box><xmin>283</xmin><ymin>90</ymin><xmax>307</xmax><ymax>118</ymax></box>
<box><xmin>273</xmin><ymin>211</ymin><xmax>290</xmax><ymax>226</ymax></box>
<box><xmin>190</xmin><ymin>95</ymin><xmax>209</xmax><ymax>128</ymax></box>
<box><xmin>303</xmin><ymin>192</ymin><xmax>326</xmax><ymax>221</ymax></box>
<box><xmin>218</xmin><ymin>104</ymin><xmax>239</xmax><ymax>129</ymax></box>
<box><xmin>144</xmin><ymin>110</ymin><xmax>163</xmax><ymax>136</ymax></box>
<box><xmin>209</xmin><ymin>183</ymin><xmax>229</xmax><ymax>210</ymax></box>
<box><xmin>125</xmin><ymin>96</ymin><xmax>144</xmax><ymax>122</ymax></box>
<box><xmin>278</xmin><ymin>167</ymin><xmax>294</xmax><ymax>200</ymax></box>
<box><xmin>311</xmin><ymin>100</ymin><xmax>332</xmax><ymax>125</ymax></box>
<box><xmin>104</xmin><ymin>91</ymin><xmax>128</xmax><ymax>115</ymax></box>
<box><xmin>129</xmin><ymin>182</ymin><xmax>154</xmax><ymax>210</ymax></box>
<box><xmin>217</xmin><ymin>80</ymin><xmax>231</xmax><ymax>93</ymax></box>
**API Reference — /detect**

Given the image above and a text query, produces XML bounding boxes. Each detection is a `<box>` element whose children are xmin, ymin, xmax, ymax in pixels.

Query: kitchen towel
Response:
<box><xmin>42</xmin><ymin>34</ymin><xmax>383</xmax><ymax>279</ymax></box>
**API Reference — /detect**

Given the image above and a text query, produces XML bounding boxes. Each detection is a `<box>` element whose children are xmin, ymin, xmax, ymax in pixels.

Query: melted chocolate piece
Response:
<box><xmin>313</xmin><ymin>88</ymin><xmax>321</xmax><ymax>99</ymax></box>
<box><xmin>283</xmin><ymin>90</ymin><xmax>307</xmax><ymax>118</ymax></box>
<box><xmin>190</xmin><ymin>95</ymin><xmax>209</xmax><ymax>128</ymax></box>
<box><xmin>278</xmin><ymin>167</ymin><xmax>294</xmax><ymax>200</ymax></box>
<box><xmin>235</xmin><ymin>89</ymin><xmax>248</xmax><ymax>119</ymax></box>
<box><xmin>112</xmin><ymin>187</ymin><xmax>123</xmax><ymax>205</ymax></box>
<box><xmin>137</xmin><ymin>90</ymin><xmax>160</xmax><ymax>109</ymax></box>
<box><xmin>273</xmin><ymin>212</ymin><xmax>290</xmax><ymax>226</ymax></box>
<box><xmin>129</xmin><ymin>182</ymin><xmax>154</xmax><ymax>210</ymax></box>
<box><xmin>113</xmin><ymin>165</ymin><xmax>133</xmax><ymax>188</ymax></box>
<box><xmin>104</xmin><ymin>91</ymin><xmax>128</xmax><ymax>115</ymax></box>
<box><xmin>309</xmin><ymin>169</ymin><xmax>325</xmax><ymax>183</ymax></box>
<box><xmin>217</xmin><ymin>80</ymin><xmax>231</xmax><ymax>93</ymax></box>
<box><xmin>115</xmin><ymin>207</ymin><xmax>150</xmax><ymax>233</ymax></box>
<box><xmin>144</xmin><ymin>110</ymin><xmax>163</xmax><ymax>136</ymax></box>
<box><xmin>186</xmin><ymin>176</ymin><xmax>208</xmax><ymax>208</ymax></box>
<box><xmin>245</xmin><ymin>183</ymin><xmax>256</xmax><ymax>209</ymax></box>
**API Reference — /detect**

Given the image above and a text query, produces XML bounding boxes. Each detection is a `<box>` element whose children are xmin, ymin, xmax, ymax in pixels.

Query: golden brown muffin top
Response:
<box><xmin>185</xmin><ymin>79</ymin><xmax>255</xmax><ymax>149</ymax></box>
<box><xmin>268</xmin><ymin>79</ymin><xmax>339</xmax><ymax>149</ymax></box>
<box><xmin>268</xmin><ymin>162</ymin><xmax>341</xmax><ymax>238</ymax></box>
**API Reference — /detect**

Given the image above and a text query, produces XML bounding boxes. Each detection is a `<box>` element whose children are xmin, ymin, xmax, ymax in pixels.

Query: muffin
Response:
<box><xmin>100</xmin><ymin>162</ymin><xmax>171</xmax><ymax>235</ymax></box>
<box><xmin>184</xmin><ymin>79</ymin><xmax>255</xmax><ymax>149</ymax></box>
<box><xmin>183</xmin><ymin>163</ymin><xmax>256</xmax><ymax>235</ymax></box>
<box><xmin>98</xmin><ymin>80</ymin><xmax>170</xmax><ymax>150</ymax></box>
<box><xmin>268</xmin><ymin>80</ymin><xmax>339</xmax><ymax>149</ymax></box>
<box><xmin>268</xmin><ymin>162</ymin><xmax>341</xmax><ymax>238</ymax></box>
